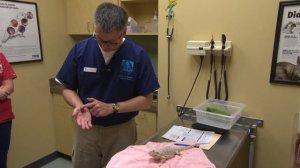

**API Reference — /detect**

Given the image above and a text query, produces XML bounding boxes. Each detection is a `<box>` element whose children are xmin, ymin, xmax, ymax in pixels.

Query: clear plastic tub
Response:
<box><xmin>193</xmin><ymin>99</ymin><xmax>245</xmax><ymax>130</ymax></box>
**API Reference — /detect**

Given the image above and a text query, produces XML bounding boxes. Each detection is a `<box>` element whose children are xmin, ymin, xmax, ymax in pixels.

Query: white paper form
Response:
<box><xmin>162</xmin><ymin>125</ymin><xmax>214</xmax><ymax>144</ymax></box>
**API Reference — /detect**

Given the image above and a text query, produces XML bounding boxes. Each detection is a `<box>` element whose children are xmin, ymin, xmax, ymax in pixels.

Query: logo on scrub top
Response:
<box><xmin>119</xmin><ymin>60</ymin><xmax>134</xmax><ymax>80</ymax></box>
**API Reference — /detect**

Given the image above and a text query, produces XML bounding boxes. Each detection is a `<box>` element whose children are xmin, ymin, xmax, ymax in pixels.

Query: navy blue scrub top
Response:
<box><xmin>56</xmin><ymin>37</ymin><xmax>160</xmax><ymax>126</ymax></box>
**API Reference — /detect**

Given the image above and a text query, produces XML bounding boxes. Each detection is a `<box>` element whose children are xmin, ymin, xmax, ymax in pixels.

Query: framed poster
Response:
<box><xmin>0</xmin><ymin>0</ymin><xmax>42</xmax><ymax>63</ymax></box>
<box><xmin>270</xmin><ymin>1</ymin><xmax>300</xmax><ymax>85</ymax></box>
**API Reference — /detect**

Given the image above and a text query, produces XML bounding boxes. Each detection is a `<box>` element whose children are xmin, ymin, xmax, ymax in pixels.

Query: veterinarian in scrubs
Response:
<box><xmin>56</xmin><ymin>2</ymin><xmax>159</xmax><ymax>168</ymax></box>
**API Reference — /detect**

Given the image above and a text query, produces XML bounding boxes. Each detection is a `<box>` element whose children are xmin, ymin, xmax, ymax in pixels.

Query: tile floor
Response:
<box><xmin>40</xmin><ymin>158</ymin><xmax>72</xmax><ymax>168</ymax></box>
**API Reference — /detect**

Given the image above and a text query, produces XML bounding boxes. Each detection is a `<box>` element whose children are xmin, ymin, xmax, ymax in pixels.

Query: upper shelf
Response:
<box><xmin>120</xmin><ymin>0</ymin><xmax>158</xmax><ymax>34</ymax></box>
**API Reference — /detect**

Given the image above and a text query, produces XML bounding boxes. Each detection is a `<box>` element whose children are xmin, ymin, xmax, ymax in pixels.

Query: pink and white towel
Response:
<box><xmin>106</xmin><ymin>142</ymin><xmax>216</xmax><ymax>168</ymax></box>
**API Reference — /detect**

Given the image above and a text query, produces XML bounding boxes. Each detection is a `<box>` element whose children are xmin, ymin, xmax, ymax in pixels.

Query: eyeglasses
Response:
<box><xmin>93</xmin><ymin>31</ymin><xmax>123</xmax><ymax>47</ymax></box>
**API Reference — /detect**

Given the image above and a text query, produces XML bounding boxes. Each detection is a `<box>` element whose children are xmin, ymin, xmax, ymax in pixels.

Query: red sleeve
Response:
<box><xmin>0</xmin><ymin>53</ymin><xmax>17</xmax><ymax>80</ymax></box>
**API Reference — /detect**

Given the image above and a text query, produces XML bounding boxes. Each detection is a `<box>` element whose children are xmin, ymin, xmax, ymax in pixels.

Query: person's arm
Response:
<box><xmin>84</xmin><ymin>93</ymin><xmax>153</xmax><ymax>117</ymax></box>
<box><xmin>62</xmin><ymin>88</ymin><xmax>92</xmax><ymax>129</ymax></box>
<box><xmin>0</xmin><ymin>79</ymin><xmax>14</xmax><ymax>100</ymax></box>
<box><xmin>118</xmin><ymin>93</ymin><xmax>153</xmax><ymax>112</ymax></box>
<box><xmin>62</xmin><ymin>88</ymin><xmax>84</xmax><ymax>108</ymax></box>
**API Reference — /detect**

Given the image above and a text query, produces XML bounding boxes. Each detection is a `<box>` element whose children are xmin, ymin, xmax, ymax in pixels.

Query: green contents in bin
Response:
<box><xmin>206</xmin><ymin>107</ymin><xmax>230</xmax><ymax>116</ymax></box>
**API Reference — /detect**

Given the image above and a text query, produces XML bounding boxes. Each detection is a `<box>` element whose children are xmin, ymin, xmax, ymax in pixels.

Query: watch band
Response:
<box><xmin>112</xmin><ymin>103</ymin><xmax>120</xmax><ymax>114</ymax></box>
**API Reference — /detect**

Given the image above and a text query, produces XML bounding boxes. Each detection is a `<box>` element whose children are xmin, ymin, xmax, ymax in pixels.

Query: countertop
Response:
<box><xmin>49</xmin><ymin>78</ymin><xmax>158</xmax><ymax>113</ymax></box>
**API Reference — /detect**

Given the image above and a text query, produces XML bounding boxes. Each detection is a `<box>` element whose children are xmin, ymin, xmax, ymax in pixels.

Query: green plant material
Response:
<box><xmin>206</xmin><ymin>107</ymin><xmax>230</xmax><ymax>116</ymax></box>
<box><xmin>166</xmin><ymin>0</ymin><xmax>177</xmax><ymax>11</ymax></box>
<box><xmin>166</xmin><ymin>0</ymin><xmax>177</xmax><ymax>18</ymax></box>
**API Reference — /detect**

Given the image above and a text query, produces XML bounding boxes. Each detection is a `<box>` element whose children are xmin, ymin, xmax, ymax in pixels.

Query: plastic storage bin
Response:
<box><xmin>193</xmin><ymin>99</ymin><xmax>245</xmax><ymax>130</ymax></box>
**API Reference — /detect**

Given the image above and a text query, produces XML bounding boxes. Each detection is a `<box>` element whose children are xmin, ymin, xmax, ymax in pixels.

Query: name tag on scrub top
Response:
<box><xmin>84</xmin><ymin>67</ymin><xmax>97</xmax><ymax>73</ymax></box>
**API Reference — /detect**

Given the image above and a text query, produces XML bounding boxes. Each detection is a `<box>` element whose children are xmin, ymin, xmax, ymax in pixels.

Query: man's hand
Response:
<box><xmin>84</xmin><ymin>98</ymin><xmax>114</xmax><ymax>117</ymax></box>
<box><xmin>72</xmin><ymin>106</ymin><xmax>93</xmax><ymax>129</ymax></box>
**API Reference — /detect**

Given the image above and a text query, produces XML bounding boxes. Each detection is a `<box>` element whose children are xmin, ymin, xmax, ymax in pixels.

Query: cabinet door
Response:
<box><xmin>66</xmin><ymin>0</ymin><xmax>119</xmax><ymax>35</ymax></box>
<box><xmin>135</xmin><ymin>111</ymin><xmax>157</xmax><ymax>144</ymax></box>
<box><xmin>52</xmin><ymin>94</ymin><xmax>74</xmax><ymax>155</ymax></box>
<box><xmin>66</xmin><ymin>0</ymin><xmax>93</xmax><ymax>35</ymax></box>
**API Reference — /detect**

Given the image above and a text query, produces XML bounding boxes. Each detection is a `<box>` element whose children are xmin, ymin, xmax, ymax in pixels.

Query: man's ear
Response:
<box><xmin>122</xmin><ymin>28</ymin><xmax>127</xmax><ymax>36</ymax></box>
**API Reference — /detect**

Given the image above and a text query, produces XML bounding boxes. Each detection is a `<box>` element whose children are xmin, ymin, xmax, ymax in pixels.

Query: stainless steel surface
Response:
<box><xmin>141</xmin><ymin>116</ymin><xmax>249</xmax><ymax>168</ymax></box>
<box><xmin>236</xmin><ymin>116</ymin><xmax>263</xmax><ymax>128</ymax></box>
<box><xmin>248</xmin><ymin>125</ymin><xmax>257</xmax><ymax>168</ymax></box>
<box><xmin>175</xmin><ymin>104</ymin><xmax>264</xmax><ymax>167</ymax></box>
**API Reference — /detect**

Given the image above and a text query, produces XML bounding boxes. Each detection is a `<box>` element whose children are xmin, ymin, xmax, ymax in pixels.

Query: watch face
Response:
<box><xmin>113</xmin><ymin>103</ymin><xmax>120</xmax><ymax>112</ymax></box>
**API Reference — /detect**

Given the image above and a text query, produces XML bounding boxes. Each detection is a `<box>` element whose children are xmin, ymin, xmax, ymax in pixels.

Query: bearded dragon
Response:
<box><xmin>148</xmin><ymin>143</ymin><xmax>200</xmax><ymax>164</ymax></box>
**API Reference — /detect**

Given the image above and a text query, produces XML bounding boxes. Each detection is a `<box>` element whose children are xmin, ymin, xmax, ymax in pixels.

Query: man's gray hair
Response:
<box><xmin>94</xmin><ymin>2</ymin><xmax>128</xmax><ymax>33</ymax></box>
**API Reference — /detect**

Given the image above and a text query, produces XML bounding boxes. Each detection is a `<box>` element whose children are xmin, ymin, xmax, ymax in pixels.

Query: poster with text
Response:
<box><xmin>270</xmin><ymin>1</ymin><xmax>300</xmax><ymax>85</ymax></box>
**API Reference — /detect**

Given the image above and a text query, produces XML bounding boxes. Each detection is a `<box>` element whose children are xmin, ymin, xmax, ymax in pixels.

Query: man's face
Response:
<box><xmin>93</xmin><ymin>26</ymin><xmax>126</xmax><ymax>52</ymax></box>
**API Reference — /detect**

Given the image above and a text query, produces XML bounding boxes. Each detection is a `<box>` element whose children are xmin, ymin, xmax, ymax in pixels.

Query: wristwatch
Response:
<box><xmin>112</xmin><ymin>103</ymin><xmax>120</xmax><ymax>114</ymax></box>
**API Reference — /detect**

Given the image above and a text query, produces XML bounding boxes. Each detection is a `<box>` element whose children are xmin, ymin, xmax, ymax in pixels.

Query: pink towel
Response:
<box><xmin>106</xmin><ymin>142</ymin><xmax>216</xmax><ymax>168</ymax></box>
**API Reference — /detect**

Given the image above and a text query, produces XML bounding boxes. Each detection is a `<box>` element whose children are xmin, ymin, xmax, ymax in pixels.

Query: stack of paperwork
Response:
<box><xmin>162</xmin><ymin>125</ymin><xmax>221</xmax><ymax>150</ymax></box>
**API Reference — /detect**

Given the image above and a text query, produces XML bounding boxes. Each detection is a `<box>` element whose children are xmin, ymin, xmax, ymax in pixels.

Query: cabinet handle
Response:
<box><xmin>87</xmin><ymin>22</ymin><xmax>90</xmax><ymax>33</ymax></box>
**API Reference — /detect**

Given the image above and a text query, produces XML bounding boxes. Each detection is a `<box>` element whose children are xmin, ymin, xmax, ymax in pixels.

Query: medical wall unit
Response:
<box><xmin>186</xmin><ymin>40</ymin><xmax>232</xmax><ymax>56</ymax></box>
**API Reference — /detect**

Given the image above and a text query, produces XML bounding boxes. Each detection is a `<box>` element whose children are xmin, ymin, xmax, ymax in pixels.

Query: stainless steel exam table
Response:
<box><xmin>140</xmin><ymin>109</ymin><xmax>263</xmax><ymax>168</ymax></box>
